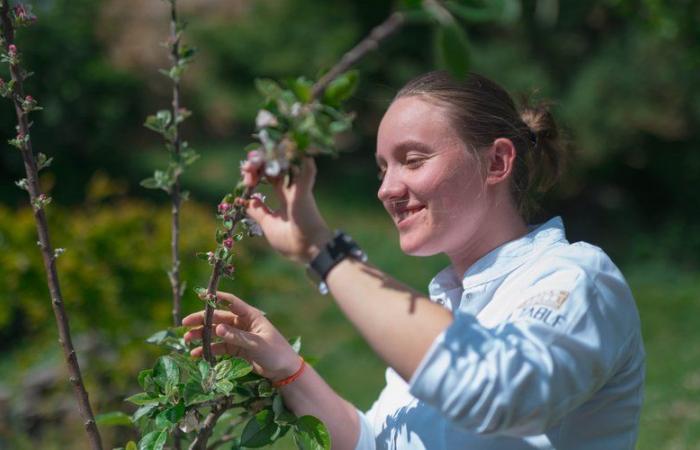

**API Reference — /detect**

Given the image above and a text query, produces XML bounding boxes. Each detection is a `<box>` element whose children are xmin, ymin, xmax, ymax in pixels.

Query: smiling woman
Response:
<box><xmin>185</xmin><ymin>71</ymin><xmax>645</xmax><ymax>450</ymax></box>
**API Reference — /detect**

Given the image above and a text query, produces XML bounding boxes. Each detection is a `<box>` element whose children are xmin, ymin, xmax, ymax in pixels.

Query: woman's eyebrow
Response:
<box><xmin>394</xmin><ymin>140</ymin><xmax>432</xmax><ymax>154</ymax></box>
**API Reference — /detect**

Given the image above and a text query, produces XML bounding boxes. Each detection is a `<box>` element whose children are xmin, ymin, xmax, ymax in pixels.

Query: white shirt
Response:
<box><xmin>354</xmin><ymin>217</ymin><xmax>645</xmax><ymax>450</ymax></box>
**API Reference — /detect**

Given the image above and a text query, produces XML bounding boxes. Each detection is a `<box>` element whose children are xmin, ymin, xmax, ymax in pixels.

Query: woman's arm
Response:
<box><xmin>325</xmin><ymin>258</ymin><xmax>453</xmax><ymax>381</ymax></box>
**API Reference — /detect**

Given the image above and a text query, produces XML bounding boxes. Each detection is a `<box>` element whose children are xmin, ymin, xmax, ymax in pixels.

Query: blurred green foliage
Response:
<box><xmin>1</xmin><ymin>0</ymin><xmax>699</xmax><ymax>448</ymax></box>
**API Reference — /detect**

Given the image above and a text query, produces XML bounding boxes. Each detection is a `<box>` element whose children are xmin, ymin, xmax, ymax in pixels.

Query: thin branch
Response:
<box><xmin>202</xmin><ymin>185</ymin><xmax>256</xmax><ymax>365</ymax></box>
<box><xmin>188</xmin><ymin>397</ymin><xmax>237</xmax><ymax>450</ymax></box>
<box><xmin>0</xmin><ymin>3</ymin><xmax>103</xmax><ymax>450</ymax></box>
<box><xmin>311</xmin><ymin>11</ymin><xmax>405</xmax><ymax>99</ymax></box>
<box><xmin>168</xmin><ymin>0</ymin><xmax>184</xmax><ymax>328</ymax></box>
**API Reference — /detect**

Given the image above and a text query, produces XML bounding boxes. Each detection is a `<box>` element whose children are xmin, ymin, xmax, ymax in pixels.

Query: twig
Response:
<box><xmin>167</xmin><ymin>0</ymin><xmax>184</xmax><ymax>328</ymax></box>
<box><xmin>201</xmin><ymin>185</ymin><xmax>256</xmax><ymax>364</ymax></box>
<box><xmin>311</xmin><ymin>11</ymin><xmax>405</xmax><ymax>99</ymax></box>
<box><xmin>188</xmin><ymin>397</ymin><xmax>237</xmax><ymax>450</ymax></box>
<box><xmin>0</xmin><ymin>2</ymin><xmax>103</xmax><ymax>450</ymax></box>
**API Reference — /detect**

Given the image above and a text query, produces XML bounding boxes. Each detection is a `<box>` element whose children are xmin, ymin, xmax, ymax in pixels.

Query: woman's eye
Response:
<box><xmin>377</xmin><ymin>169</ymin><xmax>386</xmax><ymax>181</ymax></box>
<box><xmin>405</xmin><ymin>158</ymin><xmax>424</xmax><ymax>168</ymax></box>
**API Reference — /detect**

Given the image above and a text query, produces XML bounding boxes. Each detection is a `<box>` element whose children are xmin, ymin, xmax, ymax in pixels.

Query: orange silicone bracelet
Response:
<box><xmin>272</xmin><ymin>357</ymin><xmax>306</xmax><ymax>388</ymax></box>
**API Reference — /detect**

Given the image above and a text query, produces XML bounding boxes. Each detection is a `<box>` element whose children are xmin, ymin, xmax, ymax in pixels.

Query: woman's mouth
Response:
<box><xmin>396</xmin><ymin>205</ymin><xmax>425</xmax><ymax>225</ymax></box>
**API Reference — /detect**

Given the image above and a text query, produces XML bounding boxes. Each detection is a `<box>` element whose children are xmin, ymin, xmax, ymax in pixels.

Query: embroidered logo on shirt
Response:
<box><xmin>516</xmin><ymin>290</ymin><xmax>570</xmax><ymax>310</ymax></box>
<box><xmin>516</xmin><ymin>305</ymin><xmax>566</xmax><ymax>327</ymax></box>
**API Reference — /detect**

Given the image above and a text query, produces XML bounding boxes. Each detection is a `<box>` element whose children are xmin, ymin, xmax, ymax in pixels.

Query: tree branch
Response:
<box><xmin>0</xmin><ymin>2</ymin><xmax>103</xmax><ymax>449</ymax></box>
<box><xmin>188</xmin><ymin>397</ymin><xmax>238</xmax><ymax>450</ymax></box>
<box><xmin>311</xmin><ymin>11</ymin><xmax>405</xmax><ymax>99</ymax></box>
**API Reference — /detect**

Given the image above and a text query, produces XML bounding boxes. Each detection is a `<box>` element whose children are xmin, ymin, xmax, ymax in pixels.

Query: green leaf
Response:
<box><xmin>140</xmin><ymin>178</ymin><xmax>159</xmax><ymax>189</ymax></box>
<box><xmin>215</xmin><ymin>359</ymin><xmax>233</xmax><ymax>380</ymax></box>
<box><xmin>138</xmin><ymin>430</ymin><xmax>167</xmax><ymax>450</ymax></box>
<box><xmin>288</xmin><ymin>77</ymin><xmax>313</xmax><ymax>103</ymax></box>
<box><xmin>154</xmin><ymin>356</ymin><xmax>179</xmax><ymax>387</ymax></box>
<box><xmin>215</xmin><ymin>379</ymin><xmax>235</xmax><ymax>395</ymax></box>
<box><xmin>132</xmin><ymin>404</ymin><xmax>158</xmax><ymax>422</ymax></box>
<box><xmin>240</xmin><ymin>409</ymin><xmax>280</xmax><ymax>448</ymax></box>
<box><xmin>255</xmin><ymin>79</ymin><xmax>284</xmax><ymax>101</ymax></box>
<box><xmin>228</xmin><ymin>358</ymin><xmax>254</xmax><ymax>380</ymax></box>
<box><xmin>434</xmin><ymin>24</ymin><xmax>470</xmax><ymax>78</ymax></box>
<box><xmin>155</xmin><ymin>402</ymin><xmax>185</xmax><ymax>429</ymax></box>
<box><xmin>181</xmin><ymin>148</ymin><xmax>199</xmax><ymax>166</ymax></box>
<box><xmin>293</xmin><ymin>416</ymin><xmax>331</xmax><ymax>450</ymax></box>
<box><xmin>322</xmin><ymin>70</ymin><xmax>359</xmax><ymax>107</ymax></box>
<box><xmin>95</xmin><ymin>411</ymin><xmax>132</xmax><ymax>426</ymax></box>
<box><xmin>194</xmin><ymin>287</ymin><xmax>208</xmax><ymax>299</ymax></box>
<box><xmin>137</xmin><ymin>369</ymin><xmax>158</xmax><ymax>395</ymax></box>
<box><xmin>258</xmin><ymin>380</ymin><xmax>273</xmax><ymax>397</ymax></box>
<box><xmin>36</xmin><ymin>152</ymin><xmax>53</xmax><ymax>171</ymax></box>
<box><xmin>146</xmin><ymin>330</ymin><xmax>169</xmax><ymax>345</ymax></box>
<box><xmin>125</xmin><ymin>392</ymin><xmax>160</xmax><ymax>406</ymax></box>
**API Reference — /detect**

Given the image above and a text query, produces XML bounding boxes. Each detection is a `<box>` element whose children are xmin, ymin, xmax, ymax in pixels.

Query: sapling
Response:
<box><xmin>0</xmin><ymin>2</ymin><xmax>103</xmax><ymax>449</ymax></box>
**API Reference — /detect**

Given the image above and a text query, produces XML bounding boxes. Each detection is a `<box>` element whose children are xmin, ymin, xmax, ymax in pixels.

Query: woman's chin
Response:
<box><xmin>399</xmin><ymin>235</ymin><xmax>438</xmax><ymax>257</ymax></box>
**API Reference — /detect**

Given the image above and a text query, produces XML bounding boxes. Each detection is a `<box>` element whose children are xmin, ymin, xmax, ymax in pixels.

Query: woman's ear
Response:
<box><xmin>485</xmin><ymin>138</ymin><xmax>517</xmax><ymax>186</ymax></box>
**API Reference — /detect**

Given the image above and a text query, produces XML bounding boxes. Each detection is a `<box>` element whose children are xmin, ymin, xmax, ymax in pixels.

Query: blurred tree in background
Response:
<box><xmin>0</xmin><ymin>0</ymin><xmax>699</xmax><ymax>448</ymax></box>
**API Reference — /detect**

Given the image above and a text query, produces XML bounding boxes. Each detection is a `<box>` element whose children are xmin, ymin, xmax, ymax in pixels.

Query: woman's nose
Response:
<box><xmin>377</xmin><ymin>169</ymin><xmax>406</xmax><ymax>202</ymax></box>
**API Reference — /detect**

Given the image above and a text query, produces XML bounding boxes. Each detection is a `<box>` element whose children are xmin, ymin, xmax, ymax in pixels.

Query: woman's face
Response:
<box><xmin>376</xmin><ymin>96</ymin><xmax>490</xmax><ymax>257</ymax></box>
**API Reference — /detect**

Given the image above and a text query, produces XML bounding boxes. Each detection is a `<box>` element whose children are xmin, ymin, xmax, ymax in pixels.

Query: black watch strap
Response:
<box><xmin>306</xmin><ymin>230</ymin><xmax>366</xmax><ymax>294</ymax></box>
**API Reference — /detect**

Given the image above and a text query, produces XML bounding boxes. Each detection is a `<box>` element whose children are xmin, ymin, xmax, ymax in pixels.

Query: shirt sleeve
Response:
<box><xmin>408</xmin><ymin>261</ymin><xmax>640</xmax><ymax>436</ymax></box>
<box><xmin>353</xmin><ymin>408</ymin><xmax>376</xmax><ymax>450</ymax></box>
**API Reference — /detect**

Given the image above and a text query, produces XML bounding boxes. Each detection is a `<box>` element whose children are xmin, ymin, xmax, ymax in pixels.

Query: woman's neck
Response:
<box><xmin>447</xmin><ymin>204</ymin><xmax>528</xmax><ymax>278</ymax></box>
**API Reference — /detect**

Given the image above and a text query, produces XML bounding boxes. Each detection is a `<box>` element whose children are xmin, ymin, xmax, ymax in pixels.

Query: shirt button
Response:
<box><xmin>436</xmin><ymin>298</ymin><xmax>445</xmax><ymax>305</ymax></box>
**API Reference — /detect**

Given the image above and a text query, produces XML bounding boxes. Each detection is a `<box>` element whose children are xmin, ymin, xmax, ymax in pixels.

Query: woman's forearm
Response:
<box><xmin>280</xmin><ymin>364</ymin><xmax>360</xmax><ymax>450</ymax></box>
<box><xmin>325</xmin><ymin>258</ymin><xmax>453</xmax><ymax>382</ymax></box>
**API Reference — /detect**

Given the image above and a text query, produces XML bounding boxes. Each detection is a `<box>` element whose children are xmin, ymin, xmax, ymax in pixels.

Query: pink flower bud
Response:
<box><xmin>25</xmin><ymin>95</ymin><xmax>33</xmax><ymax>102</ymax></box>
<box><xmin>217</xmin><ymin>202</ymin><xmax>231</xmax><ymax>214</ymax></box>
<box><xmin>8</xmin><ymin>44</ymin><xmax>16</xmax><ymax>56</ymax></box>
<box><xmin>224</xmin><ymin>264</ymin><xmax>235</xmax><ymax>275</ymax></box>
<box><xmin>223</xmin><ymin>237</ymin><xmax>234</xmax><ymax>249</ymax></box>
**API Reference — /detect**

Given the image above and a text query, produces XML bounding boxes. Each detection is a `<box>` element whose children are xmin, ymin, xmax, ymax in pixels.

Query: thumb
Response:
<box><xmin>215</xmin><ymin>324</ymin><xmax>257</xmax><ymax>349</ymax></box>
<box><xmin>245</xmin><ymin>196</ymin><xmax>281</xmax><ymax>231</ymax></box>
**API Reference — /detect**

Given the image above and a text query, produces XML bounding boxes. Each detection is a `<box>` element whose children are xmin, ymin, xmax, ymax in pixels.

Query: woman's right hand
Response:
<box><xmin>183</xmin><ymin>291</ymin><xmax>302</xmax><ymax>382</ymax></box>
<box><xmin>244</xmin><ymin>157</ymin><xmax>333</xmax><ymax>264</ymax></box>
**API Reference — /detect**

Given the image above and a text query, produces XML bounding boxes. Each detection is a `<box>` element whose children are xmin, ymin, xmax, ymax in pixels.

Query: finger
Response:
<box><xmin>246</xmin><ymin>195</ymin><xmax>283</xmax><ymax>230</ymax></box>
<box><xmin>183</xmin><ymin>325</ymin><xmax>216</xmax><ymax>343</ymax></box>
<box><xmin>295</xmin><ymin>157</ymin><xmax>317</xmax><ymax>193</ymax></box>
<box><xmin>240</xmin><ymin>161</ymin><xmax>262</xmax><ymax>188</ymax></box>
<box><xmin>215</xmin><ymin>291</ymin><xmax>262</xmax><ymax>318</ymax></box>
<box><xmin>190</xmin><ymin>342</ymin><xmax>233</xmax><ymax>358</ymax></box>
<box><xmin>215</xmin><ymin>323</ymin><xmax>258</xmax><ymax>349</ymax></box>
<box><xmin>182</xmin><ymin>309</ymin><xmax>239</xmax><ymax>327</ymax></box>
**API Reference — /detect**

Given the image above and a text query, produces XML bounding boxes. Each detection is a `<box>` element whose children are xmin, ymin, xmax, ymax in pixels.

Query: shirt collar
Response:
<box><xmin>428</xmin><ymin>216</ymin><xmax>568</xmax><ymax>296</ymax></box>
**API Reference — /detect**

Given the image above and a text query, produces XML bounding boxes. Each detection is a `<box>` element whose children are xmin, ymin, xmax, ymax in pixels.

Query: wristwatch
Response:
<box><xmin>306</xmin><ymin>230</ymin><xmax>367</xmax><ymax>294</ymax></box>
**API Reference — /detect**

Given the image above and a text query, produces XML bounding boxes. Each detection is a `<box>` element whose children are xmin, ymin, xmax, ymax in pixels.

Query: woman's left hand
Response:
<box><xmin>182</xmin><ymin>291</ymin><xmax>301</xmax><ymax>382</ymax></box>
